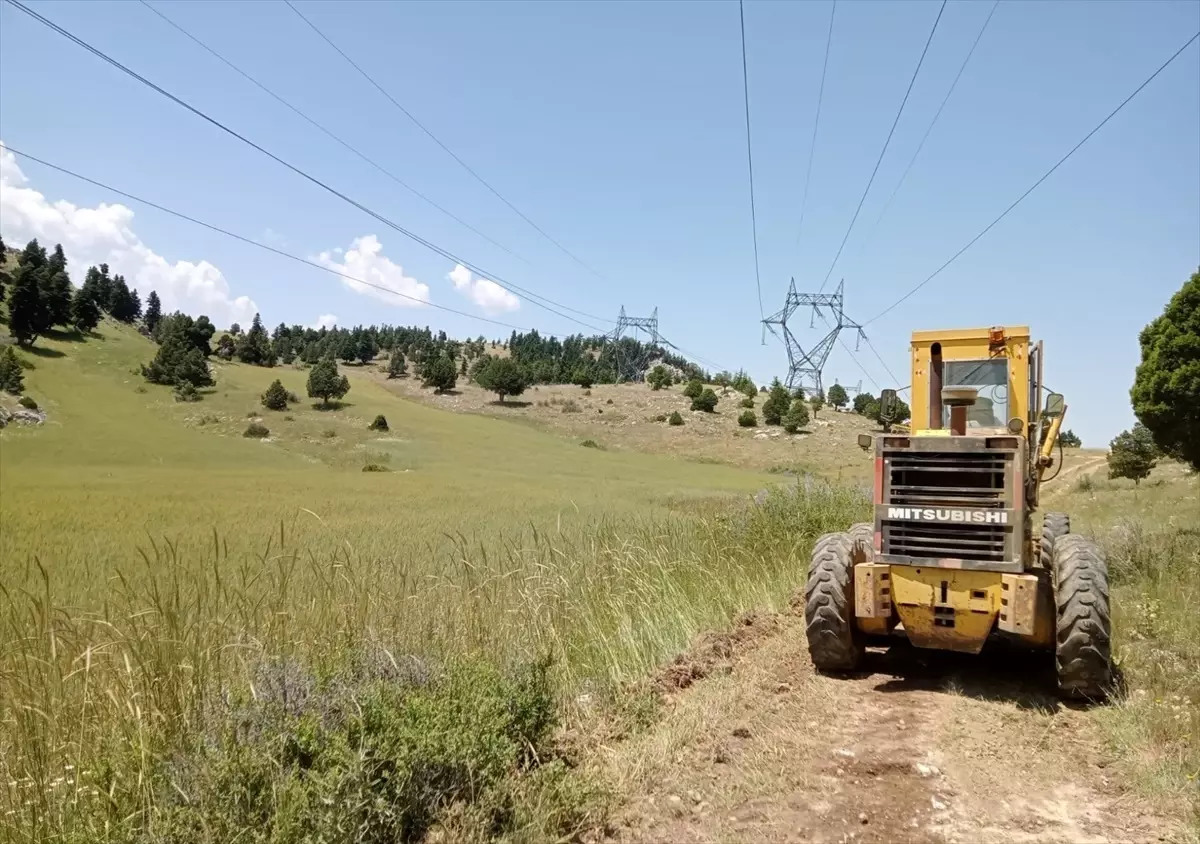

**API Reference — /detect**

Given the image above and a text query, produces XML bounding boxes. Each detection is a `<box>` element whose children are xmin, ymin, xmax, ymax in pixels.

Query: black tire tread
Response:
<box><xmin>804</xmin><ymin>532</ymin><xmax>863</xmax><ymax>672</ymax></box>
<box><xmin>1040</xmin><ymin>512</ymin><xmax>1070</xmax><ymax>570</ymax></box>
<box><xmin>1053</xmin><ymin>534</ymin><xmax>1112</xmax><ymax>700</ymax></box>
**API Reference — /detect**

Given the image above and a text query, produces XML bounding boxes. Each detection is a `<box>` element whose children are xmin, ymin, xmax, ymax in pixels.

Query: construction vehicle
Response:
<box><xmin>804</xmin><ymin>325</ymin><xmax>1111</xmax><ymax>699</ymax></box>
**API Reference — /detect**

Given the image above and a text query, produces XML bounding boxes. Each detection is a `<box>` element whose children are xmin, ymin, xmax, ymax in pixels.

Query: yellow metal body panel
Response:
<box><xmin>909</xmin><ymin>325</ymin><xmax>1030</xmax><ymax>436</ymax></box>
<box><xmin>854</xmin><ymin>563</ymin><xmax>893</xmax><ymax>635</ymax></box>
<box><xmin>889</xmin><ymin>566</ymin><xmax>1053</xmax><ymax>651</ymax></box>
<box><xmin>890</xmin><ymin>567</ymin><xmax>1004</xmax><ymax>654</ymax></box>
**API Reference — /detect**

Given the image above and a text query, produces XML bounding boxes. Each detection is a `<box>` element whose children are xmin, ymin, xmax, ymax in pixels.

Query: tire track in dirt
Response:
<box><xmin>598</xmin><ymin>611</ymin><xmax>1184</xmax><ymax>844</ymax></box>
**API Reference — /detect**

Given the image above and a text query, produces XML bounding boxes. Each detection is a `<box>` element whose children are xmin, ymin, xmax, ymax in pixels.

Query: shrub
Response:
<box><xmin>682</xmin><ymin>379</ymin><xmax>703</xmax><ymax>400</ymax></box>
<box><xmin>1075</xmin><ymin>473</ymin><xmax>1096</xmax><ymax>493</ymax></box>
<box><xmin>261</xmin><ymin>378</ymin><xmax>290</xmax><ymax>411</ymax></box>
<box><xmin>741</xmin><ymin>397</ymin><xmax>754</xmax><ymax>409</ymax></box>
<box><xmin>362</xmin><ymin>452</ymin><xmax>392</xmax><ymax>472</ymax></box>
<box><xmin>668</xmin><ymin>410</ymin><xmax>684</xmax><ymax>426</ymax></box>
<box><xmin>606</xmin><ymin>398</ymin><xmax>614</xmax><ymax>405</ymax></box>
<box><xmin>283</xmin><ymin>414</ymin><xmax>294</xmax><ymax>422</ymax></box>
<box><xmin>243</xmin><ymin>422</ymin><xmax>269</xmax><ymax>438</ymax></box>
<box><xmin>827</xmin><ymin>383</ymin><xmax>849</xmax><ymax>410</ymax></box>
<box><xmin>287</xmin><ymin>391</ymin><xmax>300</xmax><ymax>404</ymax></box>
<box><xmin>738</xmin><ymin>410</ymin><xmax>757</xmax><ymax>427</ymax></box>
<box><xmin>560</xmin><ymin>400</ymin><xmax>581</xmax><ymax>414</ymax></box>
<box><xmin>322</xmin><ymin>428</ymin><xmax>337</xmax><ymax>438</ymax></box>
<box><xmin>0</xmin><ymin>346</ymin><xmax>24</xmax><ymax>393</ymax></box>
<box><xmin>647</xmin><ymin>364</ymin><xmax>672</xmax><ymax>391</ymax></box>
<box><xmin>783</xmin><ymin>397</ymin><xmax>810</xmax><ymax>433</ymax></box>
<box><xmin>654</xmin><ymin>413</ymin><xmax>668</xmax><ymax>422</ymax></box>
<box><xmin>17</xmin><ymin>394</ymin><xmax>37</xmax><ymax>410</ymax></box>
<box><xmin>580</xmin><ymin>439</ymin><xmax>602</xmax><ymax>449</ymax></box>
<box><xmin>368</xmin><ymin>414</ymin><xmax>389</xmax><ymax>431</ymax></box>
<box><xmin>690</xmin><ymin>387</ymin><xmax>718</xmax><ymax>413</ymax></box>
<box><xmin>174</xmin><ymin>383</ymin><xmax>201</xmax><ymax>403</ymax></box>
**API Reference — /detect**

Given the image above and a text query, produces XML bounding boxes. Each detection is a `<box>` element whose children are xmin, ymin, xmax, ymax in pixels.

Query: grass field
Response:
<box><xmin>1045</xmin><ymin>452</ymin><xmax>1200</xmax><ymax>824</ymax></box>
<box><xmin>0</xmin><ymin>321</ymin><xmax>871</xmax><ymax>842</ymax></box>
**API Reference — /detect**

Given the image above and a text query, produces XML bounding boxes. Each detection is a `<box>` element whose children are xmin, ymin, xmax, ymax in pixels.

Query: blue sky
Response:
<box><xmin>1</xmin><ymin>0</ymin><xmax>1197</xmax><ymax>446</ymax></box>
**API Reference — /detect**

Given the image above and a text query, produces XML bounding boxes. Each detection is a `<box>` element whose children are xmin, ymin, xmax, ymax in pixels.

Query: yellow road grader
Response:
<box><xmin>804</xmin><ymin>325</ymin><xmax>1112</xmax><ymax>699</ymax></box>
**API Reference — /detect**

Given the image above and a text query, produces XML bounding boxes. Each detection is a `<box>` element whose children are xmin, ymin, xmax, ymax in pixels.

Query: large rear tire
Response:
<box><xmin>804</xmin><ymin>532</ymin><xmax>863</xmax><ymax>672</ymax></box>
<box><xmin>1040</xmin><ymin>512</ymin><xmax>1070</xmax><ymax>570</ymax></box>
<box><xmin>1053</xmin><ymin>534</ymin><xmax>1112</xmax><ymax>700</ymax></box>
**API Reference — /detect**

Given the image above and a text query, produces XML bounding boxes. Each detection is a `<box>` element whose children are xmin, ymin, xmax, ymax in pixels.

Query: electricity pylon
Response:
<box><xmin>608</xmin><ymin>306</ymin><xmax>660</xmax><ymax>382</ymax></box>
<box><xmin>762</xmin><ymin>279</ymin><xmax>863</xmax><ymax>396</ymax></box>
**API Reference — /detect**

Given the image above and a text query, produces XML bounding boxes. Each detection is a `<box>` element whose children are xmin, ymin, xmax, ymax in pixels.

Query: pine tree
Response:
<box><xmin>142</xmin><ymin>325</ymin><xmax>214</xmax><ymax>388</ymax></box>
<box><xmin>827</xmin><ymin>383</ymin><xmax>849</xmax><ymax>410</ymax></box>
<box><xmin>421</xmin><ymin>355</ymin><xmax>458</xmax><ymax>394</ymax></box>
<box><xmin>8</xmin><ymin>240</ymin><xmax>49</xmax><ymax>346</ymax></box>
<box><xmin>762</xmin><ymin>378</ymin><xmax>790</xmax><ymax>425</ymax></box>
<box><xmin>261</xmin><ymin>378</ymin><xmax>290</xmax><ymax>411</ymax></box>
<box><xmin>690</xmin><ymin>387</ymin><xmax>718</xmax><ymax>412</ymax></box>
<box><xmin>0</xmin><ymin>232</ymin><xmax>8</xmax><ymax>302</ymax></box>
<box><xmin>0</xmin><ymin>345</ymin><xmax>24</xmax><ymax>393</ymax></box>
<box><xmin>108</xmin><ymin>275</ymin><xmax>139</xmax><ymax>323</ymax></box>
<box><xmin>71</xmin><ymin>286</ymin><xmax>101</xmax><ymax>333</ymax></box>
<box><xmin>387</xmin><ymin>348</ymin><xmax>407</xmax><ymax>379</ymax></box>
<box><xmin>307</xmin><ymin>356</ymin><xmax>350</xmax><ymax>407</ymax></box>
<box><xmin>43</xmin><ymin>244</ymin><xmax>73</xmax><ymax>328</ymax></box>
<box><xmin>215</xmin><ymin>334</ymin><xmax>236</xmax><ymax>360</ymax></box>
<box><xmin>1107</xmin><ymin>423</ymin><xmax>1157</xmax><ymax>485</ymax></box>
<box><xmin>682</xmin><ymin>378</ymin><xmax>703</xmax><ymax>399</ymax></box>
<box><xmin>236</xmin><ymin>313</ymin><xmax>275</xmax><ymax>366</ymax></box>
<box><xmin>810</xmin><ymin>393</ymin><xmax>824</xmax><ymax>418</ymax></box>
<box><xmin>356</xmin><ymin>332</ymin><xmax>377</xmax><ymax>366</ymax></box>
<box><xmin>144</xmin><ymin>290</ymin><xmax>162</xmax><ymax>334</ymax></box>
<box><xmin>475</xmin><ymin>357</ymin><xmax>527</xmax><ymax>403</ymax></box>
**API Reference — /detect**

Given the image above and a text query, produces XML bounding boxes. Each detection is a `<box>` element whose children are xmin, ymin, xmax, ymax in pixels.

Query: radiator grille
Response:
<box><xmin>883</xmin><ymin>451</ymin><xmax>1012</xmax><ymax>563</ymax></box>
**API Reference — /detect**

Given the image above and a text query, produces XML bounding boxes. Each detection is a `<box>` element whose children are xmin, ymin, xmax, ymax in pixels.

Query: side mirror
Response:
<box><xmin>857</xmin><ymin>434</ymin><xmax>873</xmax><ymax>451</ymax></box>
<box><xmin>1044</xmin><ymin>392</ymin><xmax>1065</xmax><ymax>418</ymax></box>
<box><xmin>879</xmin><ymin>388</ymin><xmax>897</xmax><ymax>421</ymax></box>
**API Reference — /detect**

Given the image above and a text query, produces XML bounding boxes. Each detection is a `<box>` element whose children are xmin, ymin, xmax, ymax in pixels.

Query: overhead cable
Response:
<box><xmin>795</xmin><ymin>0</ymin><xmax>837</xmax><ymax>253</ymax></box>
<box><xmin>738</xmin><ymin>0</ymin><xmax>765</xmax><ymax>320</ymax></box>
<box><xmin>4</xmin><ymin>0</ymin><xmax>611</xmax><ymax>333</ymax></box>
<box><xmin>0</xmin><ymin>144</ymin><xmax>538</xmax><ymax>332</ymax></box>
<box><xmin>855</xmin><ymin>0</ymin><xmax>1000</xmax><ymax>256</ymax></box>
<box><xmin>865</xmin><ymin>28</ymin><xmax>1200</xmax><ymax>326</ymax></box>
<box><xmin>818</xmin><ymin>0</ymin><xmax>948</xmax><ymax>292</ymax></box>
<box><xmin>138</xmin><ymin>0</ymin><xmax>533</xmax><ymax>268</ymax></box>
<box><xmin>283</xmin><ymin>0</ymin><xmax>605</xmax><ymax>280</ymax></box>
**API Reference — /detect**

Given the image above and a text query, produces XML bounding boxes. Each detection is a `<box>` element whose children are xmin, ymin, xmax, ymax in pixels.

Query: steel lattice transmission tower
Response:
<box><xmin>762</xmin><ymin>279</ymin><xmax>864</xmax><ymax>396</ymax></box>
<box><xmin>608</xmin><ymin>306</ymin><xmax>660</xmax><ymax>382</ymax></box>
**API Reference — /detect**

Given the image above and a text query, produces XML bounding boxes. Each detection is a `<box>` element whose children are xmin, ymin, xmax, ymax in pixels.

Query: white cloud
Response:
<box><xmin>312</xmin><ymin>313</ymin><xmax>338</xmax><ymax>330</ymax></box>
<box><xmin>0</xmin><ymin>144</ymin><xmax>258</xmax><ymax>328</ymax></box>
<box><xmin>315</xmin><ymin>235</ymin><xmax>429</xmax><ymax>307</ymax></box>
<box><xmin>447</xmin><ymin>264</ymin><xmax>519</xmax><ymax>314</ymax></box>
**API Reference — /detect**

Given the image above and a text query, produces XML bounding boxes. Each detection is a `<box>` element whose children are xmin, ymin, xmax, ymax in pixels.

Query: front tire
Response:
<box><xmin>804</xmin><ymin>532</ymin><xmax>863</xmax><ymax>672</ymax></box>
<box><xmin>1053</xmin><ymin>534</ymin><xmax>1112</xmax><ymax>700</ymax></box>
<box><xmin>1040</xmin><ymin>512</ymin><xmax>1070</xmax><ymax>570</ymax></box>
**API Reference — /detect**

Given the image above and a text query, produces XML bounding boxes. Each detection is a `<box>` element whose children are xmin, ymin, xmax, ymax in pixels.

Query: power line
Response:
<box><xmin>855</xmin><ymin>0</ymin><xmax>999</xmax><ymax>256</ymax></box>
<box><xmin>0</xmin><ymin>144</ymin><xmax>540</xmax><ymax>332</ymax></box>
<box><xmin>4</xmin><ymin>0</ymin><xmax>612</xmax><ymax>333</ymax></box>
<box><xmin>738</xmin><ymin>0</ymin><xmax>765</xmax><ymax>321</ymax></box>
<box><xmin>818</xmin><ymin>0</ymin><xmax>947</xmax><ymax>292</ymax></box>
<box><xmin>795</xmin><ymin>0</ymin><xmax>836</xmax><ymax>253</ymax></box>
<box><xmin>865</xmin><ymin>28</ymin><xmax>1200</xmax><ymax>326</ymax></box>
<box><xmin>283</xmin><ymin>0</ymin><xmax>605</xmax><ymax>280</ymax></box>
<box><xmin>863</xmin><ymin>332</ymin><xmax>903</xmax><ymax>387</ymax></box>
<box><xmin>137</xmin><ymin>0</ymin><xmax>534</xmax><ymax>269</ymax></box>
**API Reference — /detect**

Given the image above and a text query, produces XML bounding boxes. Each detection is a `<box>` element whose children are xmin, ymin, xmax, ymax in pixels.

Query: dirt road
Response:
<box><xmin>597</xmin><ymin>611</ymin><xmax>1183</xmax><ymax>844</ymax></box>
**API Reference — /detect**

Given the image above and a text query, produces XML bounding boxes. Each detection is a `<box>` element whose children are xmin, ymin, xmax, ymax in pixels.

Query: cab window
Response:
<box><xmin>942</xmin><ymin>359</ymin><xmax>1008</xmax><ymax>428</ymax></box>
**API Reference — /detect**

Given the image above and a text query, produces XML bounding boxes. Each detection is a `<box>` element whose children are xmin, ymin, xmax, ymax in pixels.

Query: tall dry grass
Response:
<box><xmin>0</xmin><ymin>480</ymin><xmax>868</xmax><ymax>842</ymax></box>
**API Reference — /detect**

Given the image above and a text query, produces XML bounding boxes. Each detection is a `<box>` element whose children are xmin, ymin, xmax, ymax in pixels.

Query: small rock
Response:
<box><xmin>833</xmin><ymin>748</ymin><xmax>856</xmax><ymax>758</ymax></box>
<box><xmin>732</xmin><ymin>726</ymin><xmax>752</xmax><ymax>739</ymax></box>
<box><xmin>931</xmin><ymin>797</ymin><xmax>947</xmax><ymax>811</ymax></box>
<box><xmin>687</xmin><ymin>790</ymin><xmax>702</xmax><ymax>805</ymax></box>
<box><xmin>668</xmin><ymin>795</ymin><xmax>682</xmax><ymax>806</ymax></box>
<box><xmin>713</xmin><ymin>748</ymin><xmax>730</xmax><ymax>764</ymax></box>
<box><xmin>859</xmin><ymin>812</ymin><xmax>869</xmax><ymax>824</ymax></box>
<box><xmin>774</xmin><ymin>682</ymin><xmax>792</xmax><ymax>694</ymax></box>
<box><xmin>915</xmin><ymin>763</ymin><xmax>940</xmax><ymax>777</ymax></box>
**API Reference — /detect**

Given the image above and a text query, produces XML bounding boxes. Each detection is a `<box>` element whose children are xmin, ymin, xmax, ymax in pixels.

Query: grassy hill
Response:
<box><xmin>1</xmin><ymin>322</ymin><xmax>776</xmax><ymax>595</ymax></box>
